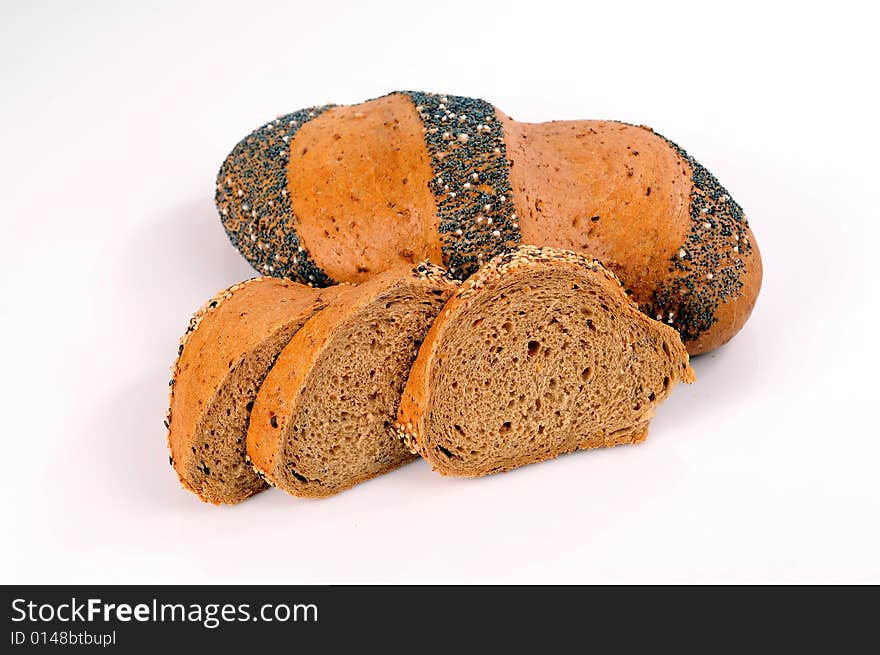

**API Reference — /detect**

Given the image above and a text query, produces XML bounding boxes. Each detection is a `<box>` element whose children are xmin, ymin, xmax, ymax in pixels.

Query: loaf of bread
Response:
<box><xmin>247</xmin><ymin>264</ymin><xmax>457</xmax><ymax>497</ymax></box>
<box><xmin>216</xmin><ymin>91</ymin><xmax>761</xmax><ymax>355</ymax></box>
<box><xmin>166</xmin><ymin>277</ymin><xmax>342</xmax><ymax>504</ymax></box>
<box><xmin>396</xmin><ymin>246</ymin><xmax>695</xmax><ymax>477</ymax></box>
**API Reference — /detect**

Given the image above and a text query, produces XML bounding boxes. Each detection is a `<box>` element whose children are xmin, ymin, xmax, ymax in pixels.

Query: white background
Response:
<box><xmin>1</xmin><ymin>0</ymin><xmax>877</xmax><ymax>584</ymax></box>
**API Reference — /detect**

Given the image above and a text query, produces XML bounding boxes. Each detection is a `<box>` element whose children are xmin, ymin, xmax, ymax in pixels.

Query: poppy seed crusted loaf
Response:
<box><xmin>216</xmin><ymin>91</ymin><xmax>762</xmax><ymax>354</ymax></box>
<box><xmin>167</xmin><ymin>278</ymin><xmax>344</xmax><ymax>504</ymax></box>
<box><xmin>247</xmin><ymin>264</ymin><xmax>458</xmax><ymax>498</ymax></box>
<box><xmin>396</xmin><ymin>246</ymin><xmax>695</xmax><ymax>477</ymax></box>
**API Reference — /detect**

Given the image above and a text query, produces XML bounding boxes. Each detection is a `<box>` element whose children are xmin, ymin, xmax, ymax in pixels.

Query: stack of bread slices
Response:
<box><xmin>167</xmin><ymin>246</ymin><xmax>694</xmax><ymax>504</ymax></box>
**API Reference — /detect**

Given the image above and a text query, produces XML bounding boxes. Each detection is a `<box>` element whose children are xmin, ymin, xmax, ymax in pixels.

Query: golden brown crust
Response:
<box><xmin>167</xmin><ymin>278</ymin><xmax>342</xmax><ymax>502</ymax></box>
<box><xmin>396</xmin><ymin>245</ymin><xmax>695</xmax><ymax>473</ymax></box>
<box><xmin>504</xmin><ymin>117</ymin><xmax>690</xmax><ymax>300</ymax></box>
<box><xmin>247</xmin><ymin>264</ymin><xmax>455</xmax><ymax>497</ymax></box>
<box><xmin>288</xmin><ymin>94</ymin><xmax>442</xmax><ymax>284</ymax></box>
<box><xmin>503</xmin><ymin>117</ymin><xmax>760</xmax><ymax>355</ymax></box>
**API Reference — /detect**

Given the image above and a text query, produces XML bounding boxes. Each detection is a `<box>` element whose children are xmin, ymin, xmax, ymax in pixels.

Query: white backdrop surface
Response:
<box><xmin>1</xmin><ymin>0</ymin><xmax>877</xmax><ymax>583</ymax></box>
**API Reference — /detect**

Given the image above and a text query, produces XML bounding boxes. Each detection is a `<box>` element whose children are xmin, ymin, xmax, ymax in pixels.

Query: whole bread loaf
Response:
<box><xmin>216</xmin><ymin>91</ymin><xmax>761</xmax><ymax>355</ymax></box>
<box><xmin>167</xmin><ymin>277</ymin><xmax>343</xmax><ymax>504</ymax></box>
<box><xmin>396</xmin><ymin>246</ymin><xmax>695</xmax><ymax>477</ymax></box>
<box><xmin>247</xmin><ymin>264</ymin><xmax>458</xmax><ymax>497</ymax></box>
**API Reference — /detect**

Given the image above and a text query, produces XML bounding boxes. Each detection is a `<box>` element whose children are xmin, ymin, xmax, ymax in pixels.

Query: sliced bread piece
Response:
<box><xmin>247</xmin><ymin>264</ymin><xmax>458</xmax><ymax>497</ymax></box>
<box><xmin>396</xmin><ymin>245</ymin><xmax>696</xmax><ymax>477</ymax></box>
<box><xmin>167</xmin><ymin>278</ymin><xmax>344</xmax><ymax>504</ymax></box>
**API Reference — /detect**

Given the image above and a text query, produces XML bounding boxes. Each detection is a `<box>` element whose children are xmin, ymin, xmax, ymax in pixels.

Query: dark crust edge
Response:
<box><xmin>639</xmin><ymin>127</ymin><xmax>754</xmax><ymax>342</ymax></box>
<box><xmin>216</xmin><ymin>106</ymin><xmax>336</xmax><ymax>287</ymax></box>
<box><xmin>397</xmin><ymin>91</ymin><xmax>522</xmax><ymax>279</ymax></box>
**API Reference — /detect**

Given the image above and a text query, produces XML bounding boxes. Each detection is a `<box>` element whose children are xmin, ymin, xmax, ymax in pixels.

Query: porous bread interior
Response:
<box><xmin>420</xmin><ymin>265</ymin><xmax>690</xmax><ymax>476</ymax></box>
<box><xmin>275</xmin><ymin>284</ymin><xmax>450</xmax><ymax>495</ymax></box>
<box><xmin>184</xmin><ymin>324</ymin><xmax>302</xmax><ymax>504</ymax></box>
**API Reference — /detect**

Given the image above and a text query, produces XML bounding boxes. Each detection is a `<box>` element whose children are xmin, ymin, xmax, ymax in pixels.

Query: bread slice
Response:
<box><xmin>167</xmin><ymin>278</ymin><xmax>343</xmax><ymax>504</ymax></box>
<box><xmin>396</xmin><ymin>245</ymin><xmax>695</xmax><ymax>477</ymax></box>
<box><xmin>247</xmin><ymin>264</ymin><xmax>458</xmax><ymax>497</ymax></box>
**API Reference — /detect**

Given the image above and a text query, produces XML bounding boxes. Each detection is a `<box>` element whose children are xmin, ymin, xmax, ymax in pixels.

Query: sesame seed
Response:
<box><xmin>458</xmin><ymin>133</ymin><xmax>469</xmax><ymax>143</ymax></box>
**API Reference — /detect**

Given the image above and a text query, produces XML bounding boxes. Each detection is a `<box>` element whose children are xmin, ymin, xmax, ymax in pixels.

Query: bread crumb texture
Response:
<box><xmin>396</xmin><ymin>245</ymin><xmax>695</xmax><ymax>477</ymax></box>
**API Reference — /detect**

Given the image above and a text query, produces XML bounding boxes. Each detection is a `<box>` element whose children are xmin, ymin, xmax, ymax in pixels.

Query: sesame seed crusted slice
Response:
<box><xmin>398</xmin><ymin>91</ymin><xmax>522</xmax><ymax>279</ymax></box>
<box><xmin>395</xmin><ymin>244</ymin><xmax>695</xmax><ymax>477</ymax></box>
<box><xmin>396</xmin><ymin>245</ymin><xmax>636</xmax><ymax>459</ymax></box>
<box><xmin>216</xmin><ymin>106</ymin><xmax>336</xmax><ymax>287</ymax></box>
<box><xmin>643</xmin><ymin>131</ymin><xmax>754</xmax><ymax>342</ymax></box>
<box><xmin>165</xmin><ymin>276</ymin><xmax>269</xmax><ymax>464</ymax></box>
